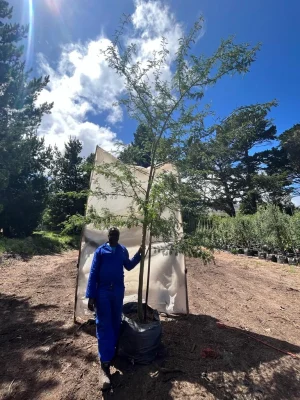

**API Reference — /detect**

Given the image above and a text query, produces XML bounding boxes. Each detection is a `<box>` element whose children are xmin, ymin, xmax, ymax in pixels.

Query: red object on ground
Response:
<box><xmin>216</xmin><ymin>321</ymin><xmax>300</xmax><ymax>359</ymax></box>
<box><xmin>201</xmin><ymin>347</ymin><xmax>219</xmax><ymax>358</ymax></box>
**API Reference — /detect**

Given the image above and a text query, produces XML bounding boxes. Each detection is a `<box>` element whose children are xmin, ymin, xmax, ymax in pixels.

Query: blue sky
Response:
<box><xmin>11</xmin><ymin>0</ymin><xmax>300</xmax><ymax>184</ymax></box>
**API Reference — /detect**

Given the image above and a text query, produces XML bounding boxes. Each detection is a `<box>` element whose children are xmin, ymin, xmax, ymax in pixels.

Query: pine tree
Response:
<box><xmin>0</xmin><ymin>0</ymin><xmax>53</xmax><ymax>237</ymax></box>
<box><xmin>184</xmin><ymin>102</ymin><xmax>286</xmax><ymax>216</ymax></box>
<box><xmin>119</xmin><ymin>124</ymin><xmax>153</xmax><ymax>168</ymax></box>
<box><xmin>44</xmin><ymin>138</ymin><xmax>92</xmax><ymax>231</ymax></box>
<box><xmin>280</xmin><ymin>124</ymin><xmax>300</xmax><ymax>186</ymax></box>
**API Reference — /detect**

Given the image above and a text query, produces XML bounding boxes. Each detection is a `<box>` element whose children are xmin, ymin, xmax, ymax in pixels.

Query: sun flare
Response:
<box><xmin>45</xmin><ymin>0</ymin><xmax>62</xmax><ymax>15</ymax></box>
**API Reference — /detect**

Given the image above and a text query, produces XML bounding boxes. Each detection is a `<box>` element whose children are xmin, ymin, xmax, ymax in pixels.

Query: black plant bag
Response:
<box><xmin>118</xmin><ymin>302</ymin><xmax>162</xmax><ymax>365</ymax></box>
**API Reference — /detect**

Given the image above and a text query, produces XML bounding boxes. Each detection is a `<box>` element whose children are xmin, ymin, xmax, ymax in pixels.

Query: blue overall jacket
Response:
<box><xmin>86</xmin><ymin>243</ymin><xmax>141</xmax><ymax>298</ymax></box>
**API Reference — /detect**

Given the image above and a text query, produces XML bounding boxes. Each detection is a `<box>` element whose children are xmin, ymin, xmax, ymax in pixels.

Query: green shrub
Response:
<box><xmin>195</xmin><ymin>205</ymin><xmax>299</xmax><ymax>252</ymax></box>
<box><xmin>232</xmin><ymin>214</ymin><xmax>256</xmax><ymax>248</ymax></box>
<box><xmin>0</xmin><ymin>231</ymin><xmax>80</xmax><ymax>256</ymax></box>
<box><xmin>290</xmin><ymin>211</ymin><xmax>300</xmax><ymax>251</ymax></box>
<box><xmin>254</xmin><ymin>205</ymin><xmax>292</xmax><ymax>251</ymax></box>
<box><xmin>61</xmin><ymin>214</ymin><xmax>86</xmax><ymax>235</ymax></box>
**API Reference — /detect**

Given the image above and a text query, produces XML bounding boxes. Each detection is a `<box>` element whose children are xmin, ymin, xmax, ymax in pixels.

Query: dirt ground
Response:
<box><xmin>0</xmin><ymin>251</ymin><xmax>300</xmax><ymax>400</ymax></box>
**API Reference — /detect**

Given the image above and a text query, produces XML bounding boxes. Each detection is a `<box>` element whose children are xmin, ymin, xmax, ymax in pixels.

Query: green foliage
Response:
<box><xmin>0</xmin><ymin>231</ymin><xmax>79</xmax><ymax>256</ymax></box>
<box><xmin>118</xmin><ymin>123</ymin><xmax>178</xmax><ymax>168</ymax></box>
<box><xmin>290</xmin><ymin>211</ymin><xmax>300</xmax><ymax>251</ymax></box>
<box><xmin>44</xmin><ymin>138</ymin><xmax>93</xmax><ymax>232</ymax></box>
<box><xmin>94</xmin><ymin>14</ymin><xmax>260</xmax><ymax>320</ymax></box>
<box><xmin>43</xmin><ymin>191</ymin><xmax>89</xmax><ymax>231</ymax></box>
<box><xmin>0</xmin><ymin>173</ymin><xmax>49</xmax><ymax>237</ymax></box>
<box><xmin>118</xmin><ymin>125</ymin><xmax>207</xmax><ymax>232</ymax></box>
<box><xmin>183</xmin><ymin>102</ymin><xmax>294</xmax><ymax>217</ymax></box>
<box><xmin>174</xmin><ymin>234</ymin><xmax>214</xmax><ymax>262</ymax></box>
<box><xmin>119</xmin><ymin>124</ymin><xmax>154</xmax><ymax>167</ymax></box>
<box><xmin>280</xmin><ymin>124</ymin><xmax>300</xmax><ymax>186</ymax></box>
<box><xmin>50</xmin><ymin>138</ymin><xmax>92</xmax><ymax>193</ymax></box>
<box><xmin>61</xmin><ymin>214</ymin><xmax>87</xmax><ymax>235</ymax></box>
<box><xmin>198</xmin><ymin>216</ymin><xmax>236</xmax><ymax>249</ymax></box>
<box><xmin>232</xmin><ymin>214</ymin><xmax>255</xmax><ymax>247</ymax></box>
<box><xmin>0</xmin><ymin>0</ymin><xmax>53</xmax><ymax>237</ymax></box>
<box><xmin>254</xmin><ymin>205</ymin><xmax>291</xmax><ymax>251</ymax></box>
<box><xmin>198</xmin><ymin>205</ymin><xmax>299</xmax><ymax>252</ymax></box>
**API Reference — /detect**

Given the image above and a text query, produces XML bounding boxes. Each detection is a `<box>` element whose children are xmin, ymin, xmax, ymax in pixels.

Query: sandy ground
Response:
<box><xmin>0</xmin><ymin>251</ymin><xmax>299</xmax><ymax>400</ymax></box>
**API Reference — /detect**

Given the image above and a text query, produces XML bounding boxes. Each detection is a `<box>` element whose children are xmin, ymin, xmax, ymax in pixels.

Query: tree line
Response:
<box><xmin>0</xmin><ymin>1</ymin><xmax>94</xmax><ymax>237</ymax></box>
<box><xmin>120</xmin><ymin>115</ymin><xmax>300</xmax><ymax>219</ymax></box>
<box><xmin>1</xmin><ymin>0</ymin><xmax>299</xmax><ymax>240</ymax></box>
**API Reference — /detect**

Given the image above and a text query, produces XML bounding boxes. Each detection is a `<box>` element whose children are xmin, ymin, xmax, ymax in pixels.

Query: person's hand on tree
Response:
<box><xmin>138</xmin><ymin>245</ymin><xmax>143</xmax><ymax>255</ymax></box>
<box><xmin>88</xmin><ymin>298</ymin><xmax>96</xmax><ymax>312</ymax></box>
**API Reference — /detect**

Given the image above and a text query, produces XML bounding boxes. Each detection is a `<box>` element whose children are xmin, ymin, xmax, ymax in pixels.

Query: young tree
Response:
<box><xmin>0</xmin><ymin>0</ymin><xmax>53</xmax><ymax>237</ymax></box>
<box><xmin>90</xmin><ymin>16</ymin><xmax>260</xmax><ymax>320</ymax></box>
<box><xmin>119</xmin><ymin>124</ymin><xmax>205</xmax><ymax>231</ymax></box>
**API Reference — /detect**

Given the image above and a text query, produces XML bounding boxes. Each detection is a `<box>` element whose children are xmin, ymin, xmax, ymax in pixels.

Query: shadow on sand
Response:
<box><xmin>82</xmin><ymin>313</ymin><xmax>300</xmax><ymax>400</ymax></box>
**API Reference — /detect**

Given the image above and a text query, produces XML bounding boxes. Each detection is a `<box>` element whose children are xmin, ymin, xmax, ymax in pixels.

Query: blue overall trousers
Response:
<box><xmin>86</xmin><ymin>243</ymin><xmax>141</xmax><ymax>363</ymax></box>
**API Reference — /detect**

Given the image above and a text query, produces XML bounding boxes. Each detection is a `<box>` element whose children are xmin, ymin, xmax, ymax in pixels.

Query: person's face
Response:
<box><xmin>108</xmin><ymin>231</ymin><xmax>119</xmax><ymax>246</ymax></box>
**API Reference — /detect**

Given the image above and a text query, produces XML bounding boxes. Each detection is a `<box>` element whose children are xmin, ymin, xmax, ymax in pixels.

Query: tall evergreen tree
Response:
<box><xmin>0</xmin><ymin>0</ymin><xmax>53</xmax><ymax>237</ymax></box>
<box><xmin>280</xmin><ymin>124</ymin><xmax>300</xmax><ymax>186</ymax></box>
<box><xmin>254</xmin><ymin>145</ymin><xmax>293</xmax><ymax>213</ymax></box>
<box><xmin>183</xmin><ymin>102</ymin><xmax>290</xmax><ymax>216</ymax></box>
<box><xmin>51</xmin><ymin>138</ymin><xmax>91</xmax><ymax>192</ymax></box>
<box><xmin>118</xmin><ymin>124</ymin><xmax>154</xmax><ymax>168</ymax></box>
<box><xmin>44</xmin><ymin>138</ymin><xmax>93</xmax><ymax>231</ymax></box>
<box><xmin>118</xmin><ymin>124</ymin><xmax>177</xmax><ymax>168</ymax></box>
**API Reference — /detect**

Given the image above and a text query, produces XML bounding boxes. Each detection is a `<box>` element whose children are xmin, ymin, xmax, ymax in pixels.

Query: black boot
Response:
<box><xmin>99</xmin><ymin>362</ymin><xmax>111</xmax><ymax>390</ymax></box>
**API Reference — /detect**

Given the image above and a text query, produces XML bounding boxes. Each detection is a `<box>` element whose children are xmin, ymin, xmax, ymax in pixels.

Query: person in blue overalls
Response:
<box><xmin>86</xmin><ymin>227</ymin><xmax>142</xmax><ymax>389</ymax></box>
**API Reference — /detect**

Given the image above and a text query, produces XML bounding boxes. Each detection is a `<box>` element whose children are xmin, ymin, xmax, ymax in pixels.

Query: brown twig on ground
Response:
<box><xmin>84</xmin><ymin>343</ymin><xmax>97</xmax><ymax>350</ymax></box>
<box><xmin>190</xmin><ymin>343</ymin><xmax>196</xmax><ymax>353</ymax></box>
<box><xmin>8</xmin><ymin>379</ymin><xmax>15</xmax><ymax>394</ymax></box>
<box><xmin>154</xmin><ymin>364</ymin><xmax>184</xmax><ymax>374</ymax></box>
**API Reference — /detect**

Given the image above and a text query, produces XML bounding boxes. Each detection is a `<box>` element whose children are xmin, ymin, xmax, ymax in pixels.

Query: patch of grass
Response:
<box><xmin>288</xmin><ymin>265</ymin><xmax>297</xmax><ymax>274</ymax></box>
<box><xmin>0</xmin><ymin>231</ymin><xmax>80</xmax><ymax>256</ymax></box>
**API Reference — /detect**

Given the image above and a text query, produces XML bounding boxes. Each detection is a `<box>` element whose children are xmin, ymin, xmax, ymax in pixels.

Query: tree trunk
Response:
<box><xmin>137</xmin><ymin>221</ymin><xmax>148</xmax><ymax>321</ymax></box>
<box><xmin>144</xmin><ymin>233</ymin><xmax>152</xmax><ymax>321</ymax></box>
<box><xmin>3</xmin><ymin>225</ymin><xmax>12</xmax><ymax>238</ymax></box>
<box><xmin>137</xmin><ymin>160</ymin><xmax>155</xmax><ymax>321</ymax></box>
<box><xmin>228</xmin><ymin>202</ymin><xmax>236</xmax><ymax>217</ymax></box>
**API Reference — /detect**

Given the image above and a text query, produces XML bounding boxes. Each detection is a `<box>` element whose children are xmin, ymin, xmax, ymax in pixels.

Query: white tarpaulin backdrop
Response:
<box><xmin>74</xmin><ymin>147</ymin><xmax>188</xmax><ymax>322</ymax></box>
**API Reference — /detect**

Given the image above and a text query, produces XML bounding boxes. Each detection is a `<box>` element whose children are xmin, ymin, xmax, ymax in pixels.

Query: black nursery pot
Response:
<box><xmin>277</xmin><ymin>254</ymin><xmax>287</xmax><ymax>264</ymax></box>
<box><xmin>118</xmin><ymin>302</ymin><xmax>162</xmax><ymax>365</ymax></box>
<box><xmin>244</xmin><ymin>248</ymin><xmax>254</xmax><ymax>257</ymax></box>
<box><xmin>288</xmin><ymin>257</ymin><xmax>298</xmax><ymax>266</ymax></box>
<box><xmin>266</xmin><ymin>254</ymin><xmax>277</xmax><ymax>263</ymax></box>
<box><xmin>258</xmin><ymin>252</ymin><xmax>266</xmax><ymax>260</ymax></box>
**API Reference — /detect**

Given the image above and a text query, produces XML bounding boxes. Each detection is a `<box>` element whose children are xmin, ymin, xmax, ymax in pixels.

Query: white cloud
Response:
<box><xmin>37</xmin><ymin>1</ymin><xmax>189</xmax><ymax>156</ymax></box>
<box><xmin>37</xmin><ymin>38</ymin><xmax>123</xmax><ymax>156</ymax></box>
<box><xmin>292</xmin><ymin>196</ymin><xmax>300</xmax><ymax>207</ymax></box>
<box><xmin>130</xmin><ymin>0</ymin><xmax>183</xmax><ymax>83</ymax></box>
